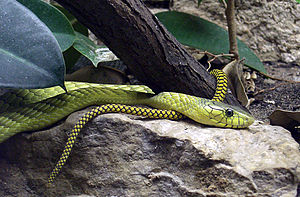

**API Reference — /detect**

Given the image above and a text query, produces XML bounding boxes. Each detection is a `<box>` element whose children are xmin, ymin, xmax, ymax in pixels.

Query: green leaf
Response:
<box><xmin>53</xmin><ymin>4</ymin><xmax>89</xmax><ymax>71</ymax></box>
<box><xmin>296</xmin><ymin>0</ymin><xmax>300</xmax><ymax>3</ymax></box>
<box><xmin>0</xmin><ymin>0</ymin><xmax>65</xmax><ymax>89</ymax></box>
<box><xmin>156</xmin><ymin>11</ymin><xmax>266</xmax><ymax>74</ymax></box>
<box><xmin>53</xmin><ymin>4</ymin><xmax>88</xmax><ymax>36</ymax></box>
<box><xmin>17</xmin><ymin>0</ymin><xmax>75</xmax><ymax>52</ymax></box>
<box><xmin>73</xmin><ymin>32</ymin><xmax>109</xmax><ymax>67</ymax></box>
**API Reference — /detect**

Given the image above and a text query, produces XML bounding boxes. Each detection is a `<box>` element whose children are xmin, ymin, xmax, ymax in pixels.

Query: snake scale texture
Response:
<box><xmin>0</xmin><ymin>69</ymin><xmax>254</xmax><ymax>183</ymax></box>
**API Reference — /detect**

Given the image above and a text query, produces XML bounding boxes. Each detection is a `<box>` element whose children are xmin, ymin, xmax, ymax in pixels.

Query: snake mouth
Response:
<box><xmin>230</xmin><ymin>115</ymin><xmax>255</xmax><ymax>128</ymax></box>
<box><xmin>217</xmin><ymin>114</ymin><xmax>255</xmax><ymax>129</ymax></box>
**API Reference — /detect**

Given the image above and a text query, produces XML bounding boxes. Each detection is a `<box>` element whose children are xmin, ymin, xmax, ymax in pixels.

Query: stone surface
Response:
<box><xmin>0</xmin><ymin>109</ymin><xmax>299</xmax><ymax>196</ymax></box>
<box><xmin>173</xmin><ymin>0</ymin><xmax>300</xmax><ymax>64</ymax></box>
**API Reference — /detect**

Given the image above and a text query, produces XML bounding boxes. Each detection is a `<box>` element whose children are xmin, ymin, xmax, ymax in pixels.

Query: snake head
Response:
<box><xmin>197</xmin><ymin>100</ymin><xmax>255</xmax><ymax>128</ymax></box>
<box><xmin>147</xmin><ymin>92</ymin><xmax>254</xmax><ymax>129</ymax></box>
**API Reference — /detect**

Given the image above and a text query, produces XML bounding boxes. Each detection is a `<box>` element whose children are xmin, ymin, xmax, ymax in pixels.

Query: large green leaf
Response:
<box><xmin>17</xmin><ymin>0</ymin><xmax>75</xmax><ymax>52</ymax></box>
<box><xmin>0</xmin><ymin>0</ymin><xmax>65</xmax><ymax>89</ymax></box>
<box><xmin>156</xmin><ymin>11</ymin><xmax>266</xmax><ymax>73</ymax></box>
<box><xmin>73</xmin><ymin>32</ymin><xmax>108</xmax><ymax>67</ymax></box>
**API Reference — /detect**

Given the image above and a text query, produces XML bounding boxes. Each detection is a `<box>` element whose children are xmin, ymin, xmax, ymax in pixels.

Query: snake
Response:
<box><xmin>0</xmin><ymin>69</ymin><xmax>254</xmax><ymax>183</ymax></box>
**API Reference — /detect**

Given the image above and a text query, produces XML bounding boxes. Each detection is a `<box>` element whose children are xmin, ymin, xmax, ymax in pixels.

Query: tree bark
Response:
<box><xmin>55</xmin><ymin>0</ymin><xmax>241</xmax><ymax>106</ymax></box>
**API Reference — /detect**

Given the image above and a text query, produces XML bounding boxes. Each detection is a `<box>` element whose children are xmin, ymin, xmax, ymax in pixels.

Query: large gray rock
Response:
<box><xmin>173</xmin><ymin>0</ymin><xmax>300</xmax><ymax>64</ymax></box>
<box><xmin>0</xmin><ymin>109</ymin><xmax>299</xmax><ymax>196</ymax></box>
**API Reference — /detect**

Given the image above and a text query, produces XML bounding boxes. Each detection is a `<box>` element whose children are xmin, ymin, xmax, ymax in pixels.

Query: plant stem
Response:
<box><xmin>225</xmin><ymin>0</ymin><xmax>239</xmax><ymax>60</ymax></box>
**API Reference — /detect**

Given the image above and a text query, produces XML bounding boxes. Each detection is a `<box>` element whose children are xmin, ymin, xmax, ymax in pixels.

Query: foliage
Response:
<box><xmin>0</xmin><ymin>0</ymin><xmax>65</xmax><ymax>89</ymax></box>
<box><xmin>53</xmin><ymin>4</ymin><xmax>89</xmax><ymax>70</ymax></box>
<box><xmin>73</xmin><ymin>32</ymin><xmax>105</xmax><ymax>67</ymax></box>
<box><xmin>0</xmin><ymin>0</ymin><xmax>105</xmax><ymax>89</ymax></box>
<box><xmin>0</xmin><ymin>0</ymin><xmax>267</xmax><ymax>90</ymax></box>
<box><xmin>156</xmin><ymin>11</ymin><xmax>266</xmax><ymax>74</ymax></box>
<box><xmin>17</xmin><ymin>0</ymin><xmax>75</xmax><ymax>52</ymax></box>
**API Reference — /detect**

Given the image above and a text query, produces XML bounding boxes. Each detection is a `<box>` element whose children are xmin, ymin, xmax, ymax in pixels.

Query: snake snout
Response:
<box><xmin>223</xmin><ymin>105</ymin><xmax>255</xmax><ymax>128</ymax></box>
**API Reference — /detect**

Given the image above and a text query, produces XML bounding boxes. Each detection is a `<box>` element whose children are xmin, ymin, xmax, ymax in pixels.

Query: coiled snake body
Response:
<box><xmin>0</xmin><ymin>69</ymin><xmax>254</xmax><ymax>183</ymax></box>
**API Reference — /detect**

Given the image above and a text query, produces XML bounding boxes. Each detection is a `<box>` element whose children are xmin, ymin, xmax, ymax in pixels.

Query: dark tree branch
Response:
<box><xmin>55</xmin><ymin>0</ymin><xmax>242</xmax><ymax>107</ymax></box>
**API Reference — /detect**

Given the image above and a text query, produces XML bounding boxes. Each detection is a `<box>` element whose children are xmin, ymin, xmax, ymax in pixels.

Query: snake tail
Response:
<box><xmin>47</xmin><ymin>104</ymin><xmax>183</xmax><ymax>183</ymax></box>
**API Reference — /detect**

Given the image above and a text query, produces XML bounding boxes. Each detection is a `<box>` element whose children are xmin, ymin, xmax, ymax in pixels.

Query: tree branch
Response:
<box><xmin>55</xmin><ymin>0</ymin><xmax>242</xmax><ymax>107</ymax></box>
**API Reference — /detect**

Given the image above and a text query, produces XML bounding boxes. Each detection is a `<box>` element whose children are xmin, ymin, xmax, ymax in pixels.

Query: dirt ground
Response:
<box><xmin>248</xmin><ymin>61</ymin><xmax>300</xmax><ymax>143</ymax></box>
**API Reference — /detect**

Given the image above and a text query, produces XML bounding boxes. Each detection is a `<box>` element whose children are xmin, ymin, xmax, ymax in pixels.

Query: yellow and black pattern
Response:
<box><xmin>47</xmin><ymin>69</ymin><xmax>232</xmax><ymax>184</ymax></box>
<box><xmin>209</xmin><ymin>69</ymin><xmax>228</xmax><ymax>102</ymax></box>
<box><xmin>47</xmin><ymin>104</ymin><xmax>184</xmax><ymax>183</ymax></box>
<box><xmin>0</xmin><ymin>68</ymin><xmax>254</xmax><ymax>184</ymax></box>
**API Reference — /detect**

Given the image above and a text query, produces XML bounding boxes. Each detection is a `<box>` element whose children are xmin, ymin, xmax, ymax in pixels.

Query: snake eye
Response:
<box><xmin>225</xmin><ymin>109</ymin><xmax>234</xmax><ymax>117</ymax></box>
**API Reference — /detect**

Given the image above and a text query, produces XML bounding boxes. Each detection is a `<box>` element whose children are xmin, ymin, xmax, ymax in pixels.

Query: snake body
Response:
<box><xmin>0</xmin><ymin>69</ymin><xmax>254</xmax><ymax>183</ymax></box>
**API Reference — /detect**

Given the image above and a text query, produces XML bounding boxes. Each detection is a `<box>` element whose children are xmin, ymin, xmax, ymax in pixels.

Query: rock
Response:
<box><xmin>0</xmin><ymin>109</ymin><xmax>299</xmax><ymax>196</ymax></box>
<box><xmin>173</xmin><ymin>0</ymin><xmax>300</xmax><ymax>64</ymax></box>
